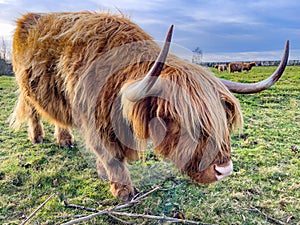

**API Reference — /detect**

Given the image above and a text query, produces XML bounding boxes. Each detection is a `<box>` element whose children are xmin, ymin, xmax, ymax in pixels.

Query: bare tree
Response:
<box><xmin>0</xmin><ymin>37</ymin><xmax>7</xmax><ymax>61</ymax></box>
<box><xmin>0</xmin><ymin>37</ymin><xmax>13</xmax><ymax>75</ymax></box>
<box><xmin>192</xmin><ymin>47</ymin><xmax>203</xmax><ymax>64</ymax></box>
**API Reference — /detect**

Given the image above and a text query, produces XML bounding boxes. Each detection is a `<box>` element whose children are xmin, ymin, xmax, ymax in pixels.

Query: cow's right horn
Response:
<box><xmin>219</xmin><ymin>40</ymin><xmax>289</xmax><ymax>94</ymax></box>
<box><xmin>125</xmin><ymin>25</ymin><xmax>173</xmax><ymax>102</ymax></box>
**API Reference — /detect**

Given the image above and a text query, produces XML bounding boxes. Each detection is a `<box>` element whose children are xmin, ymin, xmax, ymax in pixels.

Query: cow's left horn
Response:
<box><xmin>219</xmin><ymin>40</ymin><xmax>289</xmax><ymax>94</ymax></box>
<box><xmin>125</xmin><ymin>25</ymin><xmax>173</xmax><ymax>102</ymax></box>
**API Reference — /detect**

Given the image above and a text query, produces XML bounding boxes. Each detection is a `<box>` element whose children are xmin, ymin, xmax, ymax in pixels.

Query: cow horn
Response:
<box><xmin>219</xmin><ymin>40</ymin><xmax>289</xmax><ymax>94</ymax></box>
<box><xmin>125</xmin><ymin>25</ymin><xmax>173</xmax><ymax>102</ymax></box>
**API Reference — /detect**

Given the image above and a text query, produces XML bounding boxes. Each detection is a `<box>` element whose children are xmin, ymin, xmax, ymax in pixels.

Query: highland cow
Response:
<box><xmin>217</xmin><ymin>64</ymin><xmax>227</xmax><ymax>72</ymax></box>
<box><xmin>10</xmin><ymin>12</ymin><xmax>289</xmax><ymax>201</ymax></box>
<box><xmin>243</xmin><ymin>62</ymin><xmax>256</xmax><ymax>71</ymax></box>
<box><xmin>228</xmin><ymin>62</ymin><xmax>243</xmax><ymax>73</ymax></box>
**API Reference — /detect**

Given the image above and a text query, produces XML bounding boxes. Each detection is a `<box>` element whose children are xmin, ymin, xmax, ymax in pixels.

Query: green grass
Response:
<box><xmin>0</xmin><ymin>66</ymin><xmax>299</xmax><ymax>225</ymax></box>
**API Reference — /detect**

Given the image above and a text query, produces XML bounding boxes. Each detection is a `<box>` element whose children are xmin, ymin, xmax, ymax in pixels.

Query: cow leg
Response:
<box><xmin>10</xmin><ymin>93</ymin><xmax>44</xmax><ymax>144</ymax></box>
<box><xmin>105</xmin><ymin>157</ymin><xmax>135</xmax><ymax>202</ymax></box>
<box><xmin>96</xmin><ymin>158</ymin><xmax>108</xmax><ymax>180</ymax></box>
<box><xmin>54</xmin><ymin>125</ymin><xmax>74</xmax><ymax>147</ymax></box>
<box><xmin>27</xmin><ymin>107</ymin><xmax>44</xmax><ymax>144</ymax></box>
<box><xmin>94</xmin><ymin>143</ymin><xmax>135</xmax><ymax>202</ymax></box>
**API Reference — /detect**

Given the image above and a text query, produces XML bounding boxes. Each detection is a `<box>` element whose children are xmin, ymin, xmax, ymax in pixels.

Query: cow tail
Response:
<box><xmin>8</xmin><ymin>94</ymin><xmax>29</xmax><ymax>130</ymax></box>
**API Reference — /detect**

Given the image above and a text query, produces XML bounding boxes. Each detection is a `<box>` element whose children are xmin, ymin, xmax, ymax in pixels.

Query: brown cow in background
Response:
<box><xmin>10</xmin><ymin>11</ymin><xmax>289</xmax><ymax>201</ymax></box>
<box><xmin>217</xmin><ymin>64</ymin><xmax>227</xmax><ymax>72</ymax></box>
<box><xmin>243</xmin><ymin>62</ymin><xmax>256</xmax><ymax>71</ymax></box>
<box><xmin>229</xmin><ymin>62</ymin><xmax>256</xmax><ymax>72</ymax></box>
<box><xmin>228</xmin><ymin>62</ymin><xmax>243</xmax><ymax>73</ymax></box>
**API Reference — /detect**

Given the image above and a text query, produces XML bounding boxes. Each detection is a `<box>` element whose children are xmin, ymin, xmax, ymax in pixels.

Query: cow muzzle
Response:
<box><xmin>188</xmin><ymin>159</ymin><xmax>233</xmax><ymax>184</ymax></box>
<box><xmin>214</xmin><ymin>160</ymin><xmax>233</xmax><ymax>181</ymax></box>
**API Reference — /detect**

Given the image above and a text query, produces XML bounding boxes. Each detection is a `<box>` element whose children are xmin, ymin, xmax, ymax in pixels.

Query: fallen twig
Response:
<box><xmin>61</xmin><ymin>186</ymin><xmax>215</xmax><ymax>225</ymax></box>
<box><xmin>58</xmin><ymin>214</ymin><xmax>88</xmax><ymax>220</ymax></box>
<box><xmin>107</xmin><ymin>213</ymin><xmax>134</xmax><ymax>224</ymax></box>
<box><xmin>249</xmin><ymin>207</ymin><xmax>286</xmax><ymax>225</ymax></box>
<box><xmin>62</xmin><ymin>186</ymin><xmax>160</xmax><ymax>225</ymax></box>
<box><xmin>61</xmin><ymin>210</ymin><xmax>108</xmax><ymax>225</ymax></box>
<box><xmin>130</xmin><ymin>186</ymin><xmax>160</xmax><ymax>201</ymax></box>
<box><xmin>110</xmin><ymin>211</ymin><xmax>215</xmax><ymax>225</ymax></box>
<box><xmin>64</xmin><ymin>186</ymin><xmax>160</xmax><ymax>214</ymax></box>
<box><xmin>64</xmin><ymin>201</ymin><xmax>99</xmax><ymax>213</ymax></box>
<box><xmin>62</xmin><ymin>209</ymin><xmax>214</xmax><ymax>225</ymax></box>
<box><xmin>21</xmin><ymin>193</ymin><xmax>55</xmax><ymax>225</ymax></box>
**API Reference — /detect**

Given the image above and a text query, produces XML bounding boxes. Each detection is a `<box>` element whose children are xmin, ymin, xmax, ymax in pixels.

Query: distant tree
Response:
<box><xmin>192</xmin><ymin>47</ymin><xmax>203</xmax><ymax>64</ymax></box>
<box><xmin>0</xmin><ymin>37</ymin><xmax>7</xmax><ymax>61</ymax></box>
<box><xmin>0</xmin><ymin>37</ymin><xmax>13</xmax><ymax>75</ymax></box>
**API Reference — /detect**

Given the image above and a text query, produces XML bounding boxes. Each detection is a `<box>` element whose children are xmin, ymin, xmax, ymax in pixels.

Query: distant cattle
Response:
<box><xmin>243</xmin><ymin>62</ymin><xmax>256</xmax><ymax>71</ymax></box>
<box><xmin>229</xmin><ymin>62</ymin><xmax>256</xmax><ymax>73</ymax></box>
<box><xmin>217</xmin><ymin>64</ymin><xmax>227</xmax><ymax>72</ymax></box>
<box><xmin>228</xmin><ymin>62</ymin><xmax>243</xmax><ymax>73</ymax></box>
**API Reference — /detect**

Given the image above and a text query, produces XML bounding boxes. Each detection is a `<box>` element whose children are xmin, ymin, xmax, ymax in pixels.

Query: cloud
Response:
<box><xmin>88</xmin><ymin>0</ymin><xmax>169</xmax><ymax>12</ymax></box>
<box><xmin>0</xmin><ymin>23</ymin><xmax>14</xmax><ymax>38</ymax></box>
<box><xmin>0</xmin><ymin>0</ymin><xmax>299</xmax><ymax>58</ymax></box>
<box><xmin>0</xmin><ymin>0</ymin><xmax>12</xmax><ymax>3</ymax></box>
<box><xmin>202</xmin><ymin>50</ymin><xmax>286</xmax><ymax>62</ymax></box>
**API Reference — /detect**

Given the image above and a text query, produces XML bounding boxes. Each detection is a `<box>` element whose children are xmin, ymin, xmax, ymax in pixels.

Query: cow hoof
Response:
<box><xmin>54</xmin><ymin>128</ymin><xmax>74</xmax><ymax>148</ymax></box>
<box><xmin>96</xmin><ymin>161</ymin><xmax>108</xmax><ymax>180</ymax></box>
<box><xmin>29</xmin><ymin>135</ymin><xmax>44</xmax><ymax>144</ymax></box>
<box><xmin>110</xmin><ymin>182</ymin><xmax>135</xmax><ymax>202</ymax></box>
<box><xmin>98</xmin><ymin>174</ymin><xmax>108</xmax><ymax>180</ymax></box>
<box><xmin>58</xmin><ymin>139</ymin><xmax>74</xmax><ymax>148</ymax></box>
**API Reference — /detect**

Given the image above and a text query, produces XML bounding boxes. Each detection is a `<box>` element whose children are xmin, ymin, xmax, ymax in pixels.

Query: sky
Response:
<box><xmin>0</xmin><ymin>0</ymin><xmax>300</xmax><ymax>62</ymax></box>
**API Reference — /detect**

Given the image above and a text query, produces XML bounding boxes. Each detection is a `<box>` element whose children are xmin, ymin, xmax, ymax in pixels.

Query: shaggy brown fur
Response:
<box><xmin>11</xmin><ymin>11</ymin><xmax>243</xmax><ymax>200</ymax></box>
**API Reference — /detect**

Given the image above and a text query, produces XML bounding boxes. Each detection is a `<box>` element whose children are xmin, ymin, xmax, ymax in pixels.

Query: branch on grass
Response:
<box><xmin>109</xmin><ymin>211</ymin><xmax>215</xmax><ymax>225</ymax></box>
<box><xmin>62</xmin><ymin>186</ymin><xmax>160</xmax><ymax>225</ymax></box>
<box><xmin>248</xmin><ymin>206</ymin><xmax>286</xmax><ymax>225</ymax></box>
<box><xmin>63</xmin><ymin>201</ymin><xmax>99</xmax><ymax>213</ymax></box>
<box><xmin>62</xmin><ymin>209</ymin><xmax>214</xmax><ymax>225</ymax></box>
<box><xmin>63</xmin><ymin>186</ymin><xmax>160</xmax><ymax>215</ymax></box>
<box><xmin>21</xmin><ymin>193</ymin><xmax>55</xmax><ymax>225</ymax></box>
<box><xmin>58</xmin><ymin>214</ymin><xmax>88</xmax><ymax>220</ymax></box>
<box><xmin>107</xmin><ymin>213</ymin><xmax>134</xmax><ymax>224</ymax></box>
<box><xmin>62</xmin><ymin>186</ymin><xmax>215</xmax><ymax>225</ymax></box>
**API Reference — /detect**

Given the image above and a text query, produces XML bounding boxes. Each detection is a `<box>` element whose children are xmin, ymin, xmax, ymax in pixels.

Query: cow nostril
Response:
<box><xmin>214</xmin><ymin>165</ymin><xmax>222</xmax><ymax>176</ymax></box>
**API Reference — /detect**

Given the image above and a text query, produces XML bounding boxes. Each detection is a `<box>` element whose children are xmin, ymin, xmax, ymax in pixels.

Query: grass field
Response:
<box><xmin>0</xmin><ymin>66</ymin><xmax>299</xmax><ymax>225</ymax></box>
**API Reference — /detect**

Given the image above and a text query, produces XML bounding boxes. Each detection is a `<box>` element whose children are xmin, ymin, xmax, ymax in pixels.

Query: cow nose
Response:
<box><xmin>214</xmin><ymin>160</ymin><xmax>233</xmax><ymax>181</ymax></box>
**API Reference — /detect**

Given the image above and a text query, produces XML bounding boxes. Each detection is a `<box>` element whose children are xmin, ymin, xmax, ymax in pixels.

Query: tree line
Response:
<box><xmin>0</xmin><ymin>37</ymin><xmax>13</xmax><ymax>75</ymax></box>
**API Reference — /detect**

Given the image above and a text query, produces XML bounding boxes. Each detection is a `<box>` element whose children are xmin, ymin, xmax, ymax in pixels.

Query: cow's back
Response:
<box><xmin>12</xmin><ymin>12</ymin><xmax>153</xmax><ymax>127</ymax></box>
